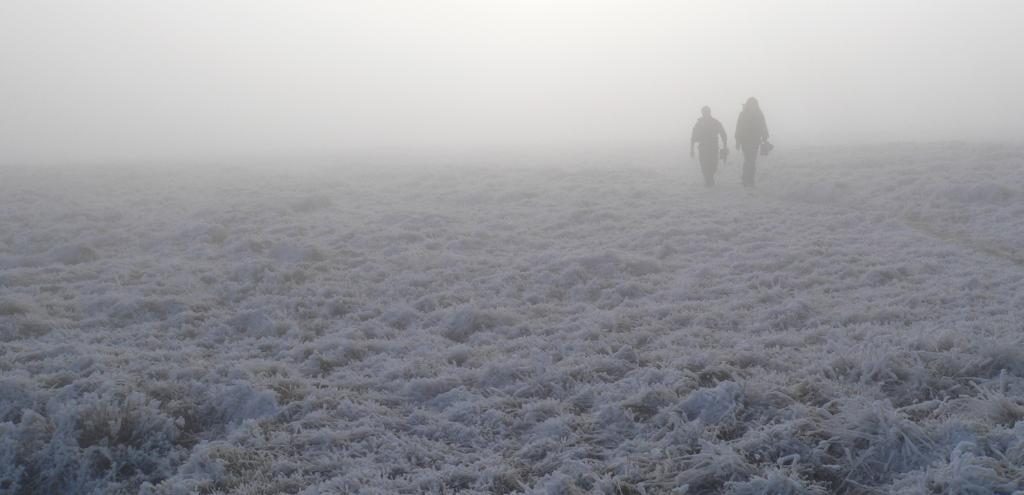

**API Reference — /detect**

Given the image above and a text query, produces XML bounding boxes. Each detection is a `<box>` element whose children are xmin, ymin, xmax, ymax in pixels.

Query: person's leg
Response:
<box><xmin>700</xmin><ymin>146</ymin><xmax>717</xmax><ymax>186</ymax></box>
<box><xmin>702</xmin><ymin>160</ymin><xmax>716</xmax><ymax>187</ymax></box>
<box><xmin>741</xmin><ymin>142</ymin><xmax>759</xmax><ymax>187</ymax></box>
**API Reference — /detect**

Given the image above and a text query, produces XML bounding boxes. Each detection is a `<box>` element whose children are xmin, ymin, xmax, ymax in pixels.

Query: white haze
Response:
<box><xmin>2</xmin><ymin>0</ymin><xmax>1023</xmax><ymax>165</ymax></box>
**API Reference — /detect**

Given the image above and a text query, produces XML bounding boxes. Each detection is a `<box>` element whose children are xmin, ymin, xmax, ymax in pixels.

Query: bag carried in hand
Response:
<box><xmin>760</xmin><ymin>141</ymin><xmax>774</xmax><ymax>156</ymax></box>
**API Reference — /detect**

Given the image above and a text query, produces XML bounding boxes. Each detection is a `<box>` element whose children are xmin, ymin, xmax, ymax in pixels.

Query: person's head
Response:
<box><xmin>701</xmin><ymin>106</ymin><xmax>711</xmax><ymax>118</ymax></box>
<box><xmin>744</xmin><ymin>97</ymin><xmax>759</xmax><ymax>111</ymax></box>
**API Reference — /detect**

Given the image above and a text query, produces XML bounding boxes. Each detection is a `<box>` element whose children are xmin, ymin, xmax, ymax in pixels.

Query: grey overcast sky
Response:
<box><xmin>2</xmin><ymin>0</ymin><xmax>1023</xmax><ymax>165</ymax></box>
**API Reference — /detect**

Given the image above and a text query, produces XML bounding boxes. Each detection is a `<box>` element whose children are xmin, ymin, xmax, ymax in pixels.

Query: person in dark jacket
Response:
<box><xmin>735</xmin><ymin>97</ymin><xmax>769</xmax><ymax>187</ymax></box>
<box><xmin>690</xmin><ymin>106</ymin><xmax>728</xmax><ymax>187</ymax></box>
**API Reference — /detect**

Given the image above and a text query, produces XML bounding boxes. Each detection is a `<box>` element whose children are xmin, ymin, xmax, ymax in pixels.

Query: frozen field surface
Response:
<box><xmin>2</xmin><ymin>143</ymin><xmax>1024</xmax><ymax>494</ymax></box>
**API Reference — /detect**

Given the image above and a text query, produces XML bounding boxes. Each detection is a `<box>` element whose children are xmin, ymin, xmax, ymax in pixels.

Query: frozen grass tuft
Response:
<box><xmin>2</xmin><ymin>143</ymin><xmax>1024</xmax><ymax>493</ymax></box>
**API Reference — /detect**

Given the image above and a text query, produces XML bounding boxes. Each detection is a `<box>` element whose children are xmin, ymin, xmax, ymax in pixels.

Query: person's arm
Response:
<box><xmin>718</xmin><ymin>121</ymin><xmax>728</xmax><ymax>149</ymax></box>
<box><xmin>761</xmin><ymin>114</ymin><xmax>770</xmax><ymax>142</ymax></box>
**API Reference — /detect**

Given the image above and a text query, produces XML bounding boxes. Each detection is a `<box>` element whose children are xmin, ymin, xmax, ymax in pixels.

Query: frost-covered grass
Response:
<box><xmin>1</xmin><ymin>142</ymin><xmax>1023</xmax><ymax>494</ymax></box>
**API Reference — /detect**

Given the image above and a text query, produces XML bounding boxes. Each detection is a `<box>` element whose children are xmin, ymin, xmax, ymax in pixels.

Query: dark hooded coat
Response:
<box><xmin>735</xmin><ymin>100</ymin><xmax>769</xmax><ymax>146</ymax></box>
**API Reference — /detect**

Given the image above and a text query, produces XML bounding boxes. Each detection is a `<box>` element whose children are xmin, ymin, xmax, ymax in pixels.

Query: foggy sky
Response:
<box><xmin>2</xmin><ymin>0</ymin><xmax>1023</xmax><ymax>165</ymax></box>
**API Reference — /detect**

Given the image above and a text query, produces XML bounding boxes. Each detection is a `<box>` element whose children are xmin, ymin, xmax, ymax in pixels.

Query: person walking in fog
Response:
<box><xmin>735</xmin><ymin>97</ymin><xmax>770</xmax><ymax>187</ymax></box>
<box><xmin>690</xmin><ymin>106</ymin><xmax>728</xmax><ymax>187</ymax></box>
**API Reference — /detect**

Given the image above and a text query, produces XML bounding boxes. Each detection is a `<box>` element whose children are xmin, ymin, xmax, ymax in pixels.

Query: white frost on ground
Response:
<box><xmin>1</xmin><ymin>143</ymin><xmax>1023</xmax><ymax>494</ymax></box>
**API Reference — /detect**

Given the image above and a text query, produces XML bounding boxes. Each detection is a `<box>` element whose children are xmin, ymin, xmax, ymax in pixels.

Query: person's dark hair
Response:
<box><xmin>743</xmin><ymin>97</ymin><xmax>759</xmax><ymax>112</ymax></box>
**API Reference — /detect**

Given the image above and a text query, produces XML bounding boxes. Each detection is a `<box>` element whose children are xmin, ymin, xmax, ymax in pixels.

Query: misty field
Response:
<box><xmin>2</xmin><ymin>143</ymin><xmax>1024</xmax><ymax>494</ymax></box>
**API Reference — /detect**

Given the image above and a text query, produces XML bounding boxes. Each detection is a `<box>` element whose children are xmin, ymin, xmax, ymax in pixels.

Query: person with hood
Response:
<box><xmin>690</xmin><ymin>106</ymin><xmax>728</xmax><ymax>187</ymax></box>
<box><xmin>735</xmin><ymin>97</ymin><xmax>770</xmax><ymax>187</ymax></box>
